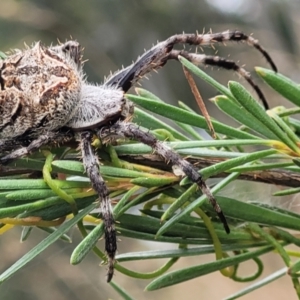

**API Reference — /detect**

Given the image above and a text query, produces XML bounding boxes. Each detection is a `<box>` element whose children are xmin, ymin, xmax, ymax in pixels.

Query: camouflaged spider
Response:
<box><xmin>0</xmin><ymin>30</ymin><xmax>277</xmax><ymax>282</ymax></box>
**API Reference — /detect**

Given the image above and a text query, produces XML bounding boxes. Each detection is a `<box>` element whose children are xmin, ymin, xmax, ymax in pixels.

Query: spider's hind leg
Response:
<box><xmin>0</xmin><ymin>131</ymin><xmax>73</xmax><ymax>165</ymax></box>
<box><xmin>0</xmin><ymin>139</ymin><xmax>28</xmax><ymax>155</ymax></box>
<box><xmin>80</xmin><ymin>131</ymin><xmax>116</xmax><ymax>282</ymax></box>
<box><xmin>100</xmin><ymin>121</ymin><xmax>230</xmax><ymax>234</ymax></box>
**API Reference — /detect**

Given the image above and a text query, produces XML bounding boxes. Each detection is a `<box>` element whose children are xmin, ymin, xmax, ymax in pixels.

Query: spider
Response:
<box><xmin>0</xmin><ymin>30</ymin><xmax>277</xmax><ymax>282</ymax></box>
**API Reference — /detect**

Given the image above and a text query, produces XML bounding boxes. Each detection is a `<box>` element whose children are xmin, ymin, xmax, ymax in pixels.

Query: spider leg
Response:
<box><xmin>0</xmin><ymin>131</ymin><xmax>73</xmax><ymax>164</ymax></box>
<box><xmin>168</xmin><ymin>50</ymin><xmax>269</xmax><ymax>109</ymax></box>
<box><xmin>104</xmin><ymin>30</ymin><xmax>276</xmax><ymax>109</ymax></box>
<box><xmin>0</xmin><ymin>139</ymin><xmax>27</xmax><ymax>154</ymax></box>
<box><xmin>99</xmin><ymin>121</ymin><xmax>230</xmax><ymax>234</ymax></box>
<box><xmin>80</xmin><ymin>131</ymin><xmax>116</xmax><ymax>282</ymax></box>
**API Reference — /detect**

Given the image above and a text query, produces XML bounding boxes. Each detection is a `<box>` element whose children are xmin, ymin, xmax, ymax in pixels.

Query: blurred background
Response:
<box><xmin>1</xmin><ymin>0</ymin><xmax>300</xmax><ymax>299</ymax></box>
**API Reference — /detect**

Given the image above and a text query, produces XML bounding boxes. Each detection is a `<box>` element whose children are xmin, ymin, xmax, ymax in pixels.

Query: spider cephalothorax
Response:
<box><xmin>0</xmin><ymin>30</ymin><xmax>277</xmax><ymax>282</ymax></box>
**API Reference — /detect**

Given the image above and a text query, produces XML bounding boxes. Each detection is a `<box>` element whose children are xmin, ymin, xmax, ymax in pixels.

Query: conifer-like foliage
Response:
<box><xmin>1</xmin><ymin>55</ymin><xmax>300</xmax><ymax>299</ymax></box>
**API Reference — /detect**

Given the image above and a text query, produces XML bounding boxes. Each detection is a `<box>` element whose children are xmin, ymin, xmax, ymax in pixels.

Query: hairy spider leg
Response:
<box><xmin>168</xmin><ymin>50</ymin><xmax>269</xmax><ymax>109</ymax></box>
<box><xmin>80</xmin><ymin>131</ymin><xmax>116</xmax><ymax>282</ymax></box>
<box><xmin>105</xmin><ymin>30</ymin><xmax>277</xmax><ymax>109</ymax></box>
<box><xmin>0</xmin><ymin>131</ymin><xmax>73</xmax><ymax>164</ymax></box>
<box><xmin>99</xmin><ymin>121</ymin><xmax>230</xmax><ymax>234</ymax></box>
<box><xmin>0</xmin><ymin>139</ymin><xmax>29</xmax><ymax>154</ymax></box>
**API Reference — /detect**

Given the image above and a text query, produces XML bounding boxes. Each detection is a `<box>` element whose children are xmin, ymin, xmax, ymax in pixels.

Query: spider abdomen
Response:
<box><xmin>0</xmin><ymin>41</ymin><xmax>82</xmax><ymax>139</ymax></box>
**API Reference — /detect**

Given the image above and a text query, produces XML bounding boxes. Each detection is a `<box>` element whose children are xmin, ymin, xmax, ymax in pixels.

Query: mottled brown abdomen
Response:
<box><xmin>0</xmin><ymin>42</ymin><xmax>82</xmax><ymax>139</ymax></box>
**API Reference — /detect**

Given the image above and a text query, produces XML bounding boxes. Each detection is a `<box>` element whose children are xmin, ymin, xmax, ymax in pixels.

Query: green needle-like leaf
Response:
<box><xmin>229</xmin><ymin>81</ymin><xmax>300</xmax><ymax>153</ymax></box>
<box><xmin>256</xmin><ymin>67</ymin><xmax>300</xmax><ymax>106</ymax></box>
<box><xmin>214</xmin><ymin>95</ymin><xmax>279</xmax><ymax>139</ymax></box>
<box><xmin>127</xmin><ymin>95</ymin><xmax>259</xmax><ymax>140</ymax></box>
<box><xmin>146</xmin><ymin>245</ymin><xmax>275</xmax><ymax>290</ymax></box>
<box><xmin>0</xmin><ymin>204</ymin><xmax>96</xmax><ymax>283</ymax></box>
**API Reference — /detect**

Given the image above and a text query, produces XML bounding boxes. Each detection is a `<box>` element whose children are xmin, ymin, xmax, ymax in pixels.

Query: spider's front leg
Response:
<box><xmin>105</xmin><ymin>31</ymin><xmax>277</xmax><ymax>109</ymax></box>
<box><xmin>80</xmin><ymin>131</ymin><xmax>116</xmax><ymax>282</ymax></box>
<box><xmin>100</xmin><ymin>121</ymin><xmax>230</xmax><ymax>234</ymax></box>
